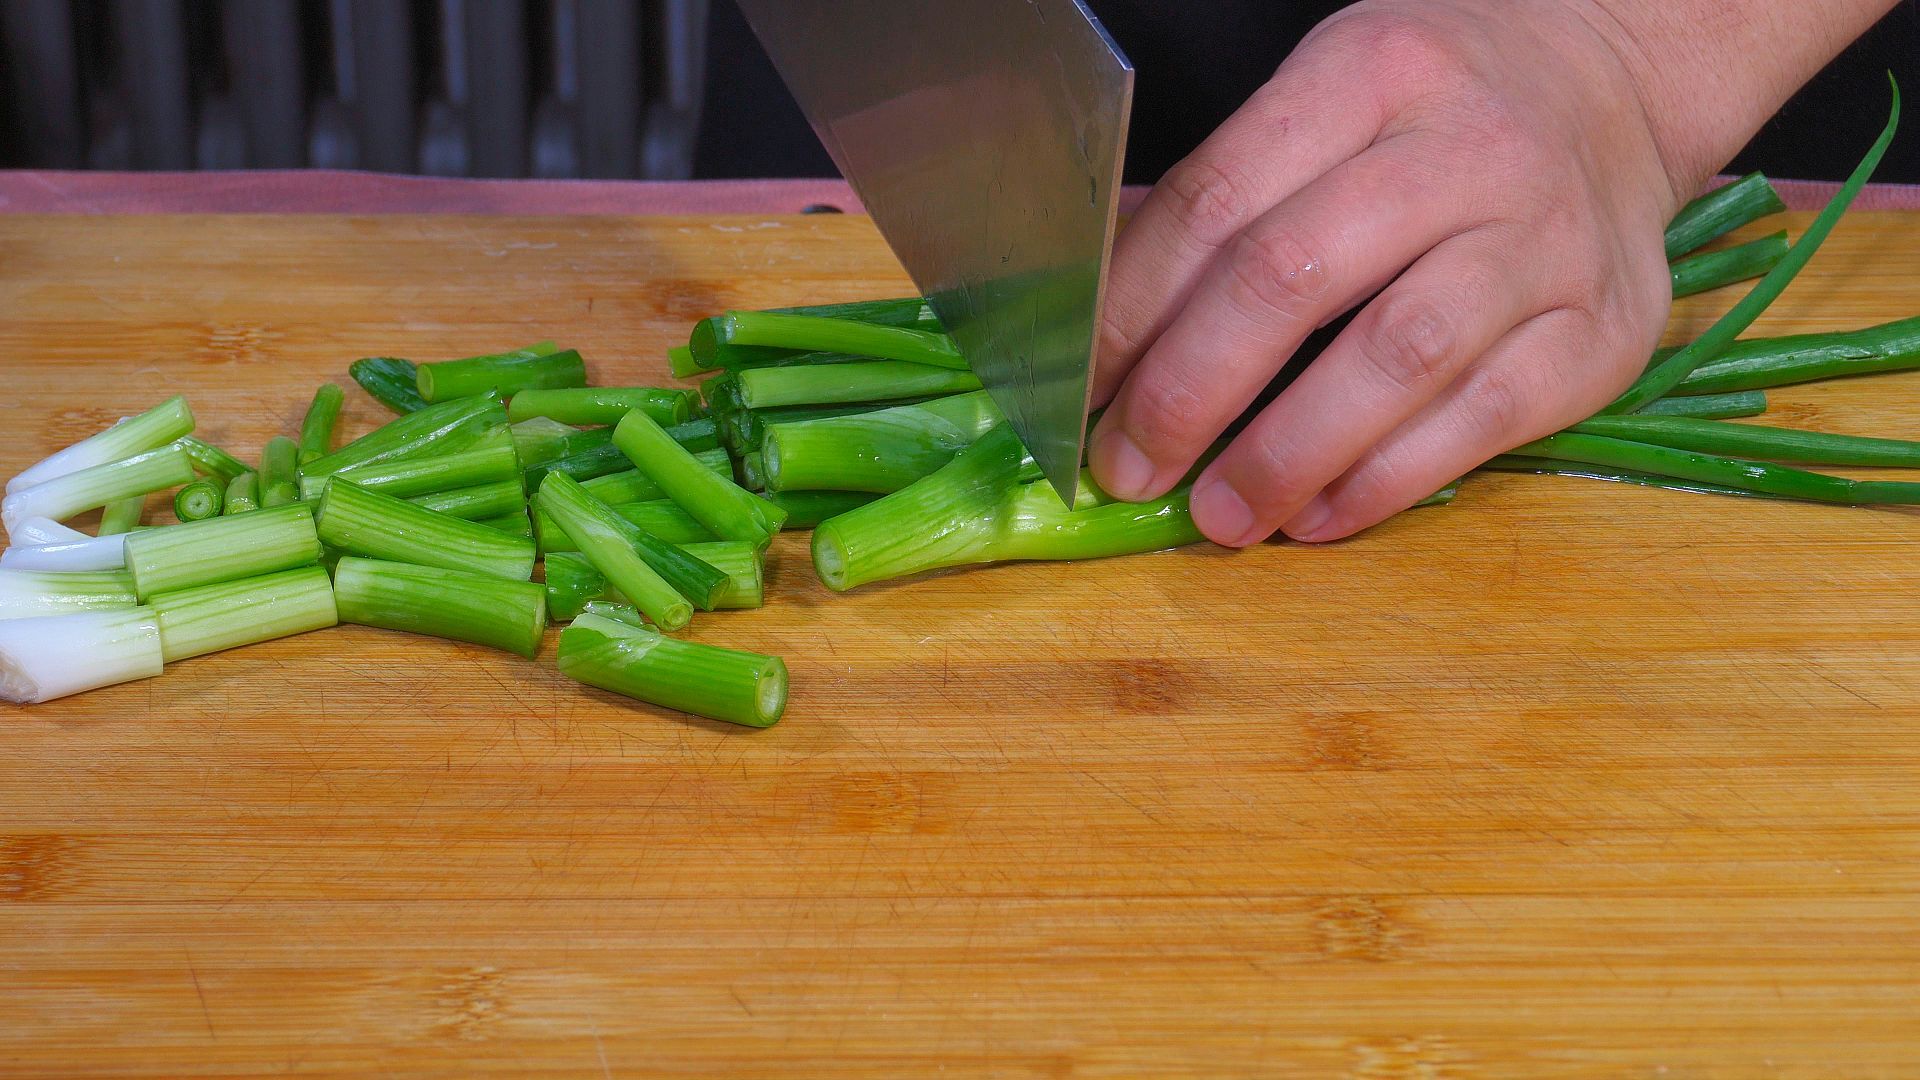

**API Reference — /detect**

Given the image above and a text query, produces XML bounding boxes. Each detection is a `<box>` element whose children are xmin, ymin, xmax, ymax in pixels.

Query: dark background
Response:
<box><xmin>699</xmin><ymin>0</ymin><xmax>1920</xmax><ymax>185</ymax></box>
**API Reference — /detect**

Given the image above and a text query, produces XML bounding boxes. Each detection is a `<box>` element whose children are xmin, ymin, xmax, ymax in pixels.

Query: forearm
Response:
<box><xmin>1582</xmin><ymin>0</ymin><xmax>1899</xmax><ymax>194</ymax></box>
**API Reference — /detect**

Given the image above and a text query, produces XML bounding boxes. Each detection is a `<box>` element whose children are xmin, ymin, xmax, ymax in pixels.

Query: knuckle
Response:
<box><xmin>1355</xmin><ymin>296</ymin><xmax>1459</xmax><ymax>391</ymax></box>
<box><xmin>1460</xmin><ymin>365</ymin><xmax>1544</xmax><ymax>448</ymax></box>
<box><xmin>1156</xmin><ymin>157</ymin><xmax>1262</xmax><ymax>244</ymax></box>
<box><xmin>1341</xmin><ymin>13</ymin><xmax>1461</xmax><ymax>84</ymax></box>
<box><xmin>1229</xmin><ymin>429</ymin><xmax>1323</xmax><ymax>510</ymax></box>
<box><xmin>1123</xmin><ymin>364</ymin><xmax>1213</xmax><ymax>445</ymax></box>
<box><xmin>1222</xmin><ymin>225</ymin><xmax>1332</xmax><ymax>323</ymax></box>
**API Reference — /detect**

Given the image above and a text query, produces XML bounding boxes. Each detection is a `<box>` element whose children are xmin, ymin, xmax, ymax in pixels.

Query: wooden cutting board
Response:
<box><xmin>2</xmin><ymin>212</ymin><xmax>1918</xmax><ymax>1077</ymax></box>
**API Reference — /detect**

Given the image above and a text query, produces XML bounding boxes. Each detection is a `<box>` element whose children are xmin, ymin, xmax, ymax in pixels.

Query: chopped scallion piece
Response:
<box><xmin>148</xmin><ymin>565</ymin><xmax>337</xmax><ymax>661</ymax></box>
<box><xmin>613</xmin><ymin>410</ymin><xmax>786</xmax><ymax>546</ymax></box>
<box><xmin>350</xmin><ymin>356</ymin><xmax>428</xmax><ymax>414</ymax></box>
<box><xmin>259</xmin><ymin>436</ymin><xmax>301</xmax><ymax>507</ymax></box>
<box><xmin>2</xmin><ymin>444</ymin><xmax>195</xmax><ymax>533</ymax></box>
<box><xmin>733</xmin><ymin>360</ymin><xmax>980</xmax><ymax>409</ymax></box>
<box><xmin>693</xmin><ymin>310</ymin><xmax>967</xmax><ymax>370</ymax></box>
<box><xmin>406</xmin><ymin>479</ymin><xmax>527</xmax><ymax>521</ymax></box>
<box><xmin>172</xmin><ymin>479</ymin><xmax>224</xmax><ymax>522</ymax></box>
<box><xmin>96</xmin><ymin>495</ymin><xmax>148</xmax><ymax>536</ymax></box>
<box><xmin>302</xmin><ymin>392</ymin><xmax>506</xmax><ymax>479</ymax></box>
<box><xmin>315</xmin><ymin>478</ymin><xmax>534</xmax><ymax>580</ymax></box>
<box><xmin>177</xmin><ymin>436</ymin><xmax>251</xmax><ymax>485</ymax></box>
<box><xmin>333</xmin><ymin>556</ymin><xmax>548</xmax><ymax>658</ymax></box>
<box><xmin>298</xmin><ymin>426</ymin><xmax>521</xmax><ymax>502</ymax></box>
<box><xmin>763</xmin><ymin>390</ymin><xmax>1004</xmax><ymax>493</ymax></box>
<box><xmin>535</xmin><ymin>473</ymin><xmax>716</xmax><ymax>626</ymax></box>
<box><xmin>298</xmin><ymin>383</ymin><xmax>346</xmax><ymax>462</ymax></box>
<box><xmin>416</xmin><ymin>343</ymin><xmax>583</xmax><ymax>402</ymax></box>
<box><xmin>7</xmin><ymin>395</ymin><xmax>194</xmax><ymax>495</ymax></box>
<box><xmin>123</xmin><ymin>503</ymin><xmax>322</xmax><ymax>600</ymax></box>
<box><xmin>0</xmin><ymin>607</ymin><xmax>163</xmax><ymax>702</ymax></box>
<box><xmin>533</xmin><ymin>498</ymin><xmax>714</xmax><ymax>554</ymax></box>
<box><xmin>0</xmin><ymin>567</ymin><xmax>138</xmax><ymax>619</ymax></box>
<box><xmin>557</xmin><ymin>606</ymin><xmax>787</xmax><ymax>727</ymax></box>
<box><xmin>223</xmin><ymin>471</ymin><xmax>260</xmax><ymax>515</ymax></box>
<box><xmin>506</xmin><ymin>386</ymin><xmax>696</xmax><ymax>427</ymax></box>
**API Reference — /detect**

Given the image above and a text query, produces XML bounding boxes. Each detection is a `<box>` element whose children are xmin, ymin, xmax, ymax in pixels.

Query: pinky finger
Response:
<box><xmin>1291</xmin><ymin>308</ymin><xmax>1632</xmax><ymax>541</ymax></box>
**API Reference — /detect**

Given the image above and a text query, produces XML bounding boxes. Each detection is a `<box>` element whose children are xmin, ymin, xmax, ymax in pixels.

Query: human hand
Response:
<box><xmin>1086</xmin><ymin>0</ymin><xmax>1874</xmax><ymax>545</ymax></box>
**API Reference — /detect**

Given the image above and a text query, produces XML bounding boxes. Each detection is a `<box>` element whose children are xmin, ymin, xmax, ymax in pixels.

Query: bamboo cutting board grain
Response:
<box><xmin>1</xmin><ymin>212</ymin><xmax>1919</xmax><ymax>1077</ymax></box>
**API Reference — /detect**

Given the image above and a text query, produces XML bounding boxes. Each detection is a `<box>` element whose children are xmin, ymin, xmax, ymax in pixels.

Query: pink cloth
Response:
<box><xmin>3</xmin><ymin>169</ymin><xmax>1916</xmax><ymax>215</ymax></box>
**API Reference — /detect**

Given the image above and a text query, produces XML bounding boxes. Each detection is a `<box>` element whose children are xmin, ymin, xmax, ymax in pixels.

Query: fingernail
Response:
<box><xmin>1192</xmin><ymin>478</ymin><xmax>1257</xmax><ymax>546</ymax></box>
<box><xmin>1093</xmin><ymin>429</ymin><xmax>1156</xmax><ymax>500</ymax></box>
<box><xmin>1282</xmin><ymin>494</ymin><xmax>1334</xmax><ymax>542</ymax></box>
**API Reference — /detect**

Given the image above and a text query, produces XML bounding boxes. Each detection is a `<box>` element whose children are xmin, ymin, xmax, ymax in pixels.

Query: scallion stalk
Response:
<box><xmin>0</xmin><ymin>567</ymin><xmax>138</xmax><ymax>618</ymax></box>
<box><xmin>298</xmin><ymin>383</ymin><xmax>346</xmax><ymax>462</ymax></box>
<box><xmin>664</xmin><ymin>417</ymin><xmax>722</xmax><ymax>453</ymax></box>
<box><xmin>123</xmin><ymin>503</ymin><xmax>322</xmax><ymax>600</ymax></box>
<box><xmin>1670</xmin><ymin>231</ymin><xmax>1789</xmax><ymax>298</ymax></box>
<box><xmin>0</xmin><ymin>519</ymin><xmax>127</xmax><ymax>573</ymax></box>
<box><xmin>727</xmin><ymin>398</ymin><xmax>939</xmax><ymax>453</ymax></box>
<box><xmin>1572</xmin><ymin>415</ymin><xmax>1920</xmax><ymax>466</ymax></box>
<box><xmin>406</xmin><ymin>479</ymin><xmax>527</xmax><ymax>521</ymax></box>
<box><xmin>535</xmin><ymin>473</ymin><xmax>719</xmax><ymax>625</ymax></box>
<box><xmin>693</xmin><ymin>310</ymin><xmax>967</xmax><ymax>370</ymax></box>
<box><xmin>259</xmin><ymin>436</ymin><xmax>301</xmax><ymax>507</ymax></box>
<box><xmin>733</xmin><ymin>361</ymin><xmax>980</xmax><ymax>409</ymax></box>
<box><xmin>534</xmin><ymin>498</ymin><xmax>714</xmax><ymax>553</ymax></box>
<box><xmin>1610</xmin><ymin>79</ymin><xmax>1899</xmax><ymax>412</ymax></box>
<box><xmin>557</xmin><ymin>606</ymin><xmax>787</xmax><ymax>727</ymax></box>
<box><xmin>811</xmin><ymin>423</ymin><xmax>1204</xmax><ymax>591</ymax></box>
<box><xmin>302</xmin><ymin>392</ymin><xmax>507</xmax><ymax>479</ymax></box>
<box><xmin>332</xmin><ymin>556</ymin><xmax>547</xmax><ymax>658</ymax></box>
<box><xmin>96</xmin><ymin>495</ymin><xmax>148</xmax><ymax>535</ymax></box>
<box><xmin>172</xmin><ymin>480</ymin><xmax>224</xmax><ymax>522</ymax></box>
<box><xmin>1671</xmin><ymin>316</ymin><xmax>1920</xmax><ymax>395</ymax></box>
<box><xmin>177</xmin><ymin>436</ymin><xmax>252</xmax><ymax>485</ymax></box>
<box><xmin>523</xmin><ymin>440</ymin><xmax>730</xmax><ymax>489</ymax></box>
<box><xmin>509</xmin><ymin>416</ymin><xmax>582</xmax><ymax>470</ymax></box>
<box><xmin>1635</xmin><ymin>391</ymin><xmax>1768</xmax><ymax>419</ymax></box>
<box><xmin>416</xmin><ymin>344</ymin><xmax>583</xmax><ymax>402</ymax></box>
<box><xmin>1664</xmin><ymin>173</ymin><xmax>1789</xmax><ymax>260</ymax></box>
<box><xmin>315</xmin><ymin>478</ymin><xmax>535</xmax><ymax>581</ymax></box>
<box><xmin>762</xmin><ymin>390</ymin><xmax>1004</xmax><ymax>493</ymax></box>
<box><xmin>298</xmin><ymin>426</ymin><xmax>521</xmax><ymax>501</ymax></box>
<box><xmin>613</xmin><ymin>410</ymin><xmax>787</xmax><ymax>546</ymax></box>
<box><xmin>223</xmin><ymin>471</ymin><xmax>260</xmax><ymax>515</ymax></box>
<box><xmin>350</xmin><ymin>356</ymin><xmax>428</xmax><ymax>414</ymax></box>
<box><xmin>1506</xmin><ymin>432</ymin><xmax>1920</xmax><ymax>504</ymax></box>
<box><xmin>0</xmin><ymin>607</ymin><xmax>163</xmax><ymax>702</ymax></box>
<box><xmin>476</xmin><ymin>510</ymin><xmax>533</xmax><ymax>537</ymax></box>
<box><xmin>544</xmin><ymin>542</ymin><xmax>762</xmax><ymax>620</ymax></box>
<box><xmin>738</xmin><ymin>451</ymin><xmax>766</xmax><ymax>491</ymax></box>
<box><xmin>2</xmin><ymin>444</ymin><xmax>195</xmax><ymax>533</ymax></box>
<box><xmin>761</xmin><ymin>489</ymin><xmax>880</xmax><ymax>528</ymax></box>
<box><xmin>148</xmin><ymin>565</ymin><xmax>337</xmax><ymax>662</ymax></box>
<box><xmin>506</xmin><ymin>386</ymin><xmax>696</xmax><ymax>427</ymax></box>
<box><xmin>7</xmin><ymin>395</ymin><xmax>194</xmax><ymax>494</ymax></box>
<box><xmin>668</xmin><ymin>344</ymin><xmax>704</xmax><ymax>379</ymax></box>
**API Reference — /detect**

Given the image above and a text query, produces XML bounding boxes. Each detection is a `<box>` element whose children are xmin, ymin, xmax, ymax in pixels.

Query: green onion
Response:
<box><xmin>0</xmin><ymin>606</ymin><xmax>163</xmax><ymax>702</ymax></box>
<box><xmin>535</xmin><ymin>473</ymin><xmax>719</xmax><ymax>625</ymax></box>
<box><xmin>506</xmin><ymin>386</ymin><xmax>696</xmax><ymax>427</ymax></box>
<box><xmin>1506</xmin><ymin>432</ymin><xmax>1920</xmax><ymax>504</ymax></box>
<box><xmin>1664</xmin><ymin>173</ymin><xmax>1789</xmax><ymax>260</ymax></box>
<box><xmin>406</xmin><ymin>479</ymin><xmax>527</xmax><ymax>521</ymax></box>
<box><xmin>557</xmin><ymin>606</ymin><xmax>787</xmax><ymax>727</ymax></box>
<box><xmin>668</xmin><ymin>344</ymin><xmax>704</xmax><ymax>379</ymax></box>
<box><xmin>613</xmin><ymin>410</ymin><xmax>787</xmax><ymax>546</ymax></box>
<box><xmin>523</xmin><ymin>440</ymin><xmax>730</xmax><ymax>490</ymax></box>
<box><xmin>302</xmin><ymin>392</ymin><xmax>507</xmax><ymax>479</ymax></box>
<box><xmin>148</xmin><ymin>565</ymin><xmax>337</xmax><ymax>662</ymax></box>
<box><xmin>333</xmin><ymin>556</ymin><xmax>548</xmax><ymax>658</ymax></box>
<box><xmin>544</xmin><ymin>542</ymin><xmax>762</xmax><ymax>620</ymax></box>
<box><xmin>315</xmin><ymin>478</ymin><xmax>535</xmax><ymax>581</ymax></box>
<box><xmin>663</xmin><ymin>417</ymin><xmax>722</xmax><ymax>453</ymax></box>
<box><xmin>223</xmin><ymin>471</ymin><xmax>260</xmax><ymax>515</ymax></box>
<box><xmin>1481</xmin><ymin>455</ymin><xmax>1782</xmax><ymax>499</ymax></box>
<box><xmin>2</xmin><ymin>443</ymin><xmax>194</xmax><ymax>532</ymax></box>
<box><xmin>1635</xmin><ymin>391</ymin><xmax>1768</xmax><ymax>419</ymax></box>
<box><xmin>350</xmin><ymin>356</ymin><xmax>429</xmax><ymax>414</ymax></box>
<box><xmin>1672</xmin><ymin>316</ymin><xmax>1920</xmax><ymax>395</ymax></box>
<box><xmin>96</xmin><ymin>495</ymin><xmax>148</xmax><ymax>535</ymax></box>
<box><xmin>726</xmin><ymin>398</ymin><xmax>938</xmax><ymax>453</ymax></box>
<box><xmin>0</xmin><ymin>517</ymin><xmax>127</xmax><ymax>571</ymax></box>
<box><xmin>0</xmin><ymin>567</ymin><xmax>138</xmax><ymax>619</ymax></box>
<box><xmin>693</xmin><ymin>310</ymin><xmax>967</xmax><ymax>370</ymax></box>
<box><xmin>476</xmin><ymin>510</ymin><xmax>533</xmax><ymax>537</ymax></box>
<box><xmin>1670</xmin><ymin>231</ymin><xmax>1789</xmax><ymax>298</ymax></box>
<box><xmin>259</xmin><ymin>436</ymin><xmax>301</xmax><ymax>507</ymax></box>
<box><xmin>172</xmin><ymin>480</ymin><xmax>224</xmax><ymax>522</ymax></box>
<box><xmin>738</xmin><ymin>451</ymin><xmax>766</xmax><ymax>491</ymax></box>
<box><xmin>298</xmin><ymin>426</ymin><xmax>521</xmax><ymax>502</ymax></box>
<box><xmin>811</xmin><ymin>423</ymin><xmax>1202</xmax><ymax>591</ymax></box>
<box><xmin>123</xmin><ymin>503</ymin><xmax>322</xmax><ymax>600</ymax></box>
<box><xmin>177</xmin><ymin>436</ymin><xmax>251</xmax><ymax>485</ymax></box>
<box><xmin>534</xmin><ymin>499</ymin><xmax>714</xmax><ymax>554</ymax></box>
<box><xmin>416</xmin><ymin>344</ymin><xmax>583</xmax><ymax>403</ymax></box>
<box><xmin>683</xmin><ymin>297</ymin><xmax>942</xmax><ymax>373</ymax></box>
<box><xmin>1572</xmin><ymin>415</ymin><xmax>1920</xmax><ymax>467</ymax></box>
<box><xmin>761</xmin><ymin>489</ymin><xmax>880</xmax><ymax>528</ymax></box>
<box><xmin>762</xmin><ymin>390</ymin><xmax>1004</xmax><ymax>493</ymax></box>
<box><xmin>733</xmin><ymin>361</ymin><xmax>980</xmax><ymax>409</ymax></box>
<box><xmin>8</xmin><ymin>395</ymin><xmax>194</xmax><ymax>494</ymax></box>
<box><xmin>509</xmin><ymin>416</ymin><xmax>583</xmax><ymax>470</ymax></box>
<box><xmin>1610</xmin><ymin>79</ymin><xmax>1899</xmax><ymax>412</ymax></box>
<box><xmin>767</xmin><ymin>296</ymin><xmax>939</xmax><ymax>328</ymax></box>
<box><xmin>298</xmin><ymin>383</ymin><xmax>346</xmax><ymax>462</ymax></box>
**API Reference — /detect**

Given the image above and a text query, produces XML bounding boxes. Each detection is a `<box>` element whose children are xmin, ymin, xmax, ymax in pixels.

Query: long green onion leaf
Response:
<box><xmin>1572</xmin><ymin>415</ymin><xmax>1920</xmax><ymax>467</ymax></box>
<box><xmin>1635</xmin><ymin>391</ymin><xmax>1768</xmax><ymax>419</ymax></box>
<box><xmin>1672</xmin><ymin>316</ymin><xmax>1920</xmax><ymax>395</ymax></box>
<box><xmin>1480</xmin><ymin>455</ymin><xmax>1784</xmax><ymax>499</ymax></box>
<box><xmin>1506</xmin><ymin>432</ymin><xmax>1920</xmax><ymax>504</ymax></box>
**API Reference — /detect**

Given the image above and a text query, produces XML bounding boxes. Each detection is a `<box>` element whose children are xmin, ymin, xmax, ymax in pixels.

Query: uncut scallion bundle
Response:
<box><xmin>557</xmin><ymin>603</ymin><xmax>787</xmax><ymax>728</ymax></box>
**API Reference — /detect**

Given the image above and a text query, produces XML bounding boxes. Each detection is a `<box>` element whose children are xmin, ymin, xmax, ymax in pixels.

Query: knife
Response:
<box><xmin>735</xmin><ymin>0</ymin><xmax>1134</xmax><ymax>503</ymax></box>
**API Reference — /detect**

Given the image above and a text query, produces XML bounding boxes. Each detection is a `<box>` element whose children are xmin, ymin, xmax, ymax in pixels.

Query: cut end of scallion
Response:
<box><xmin>0</xmin><ymin>606</ymin><xmax>164</xmax><ymax>703</ymax></box>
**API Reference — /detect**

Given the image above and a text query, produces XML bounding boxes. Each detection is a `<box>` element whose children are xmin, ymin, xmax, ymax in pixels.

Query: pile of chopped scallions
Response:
<box><xmin>3</xmin><ymin>82</ymin><xmax>1912</xmax><ymax>721</ymax></box>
